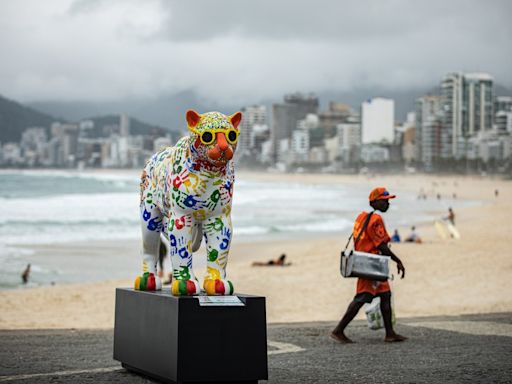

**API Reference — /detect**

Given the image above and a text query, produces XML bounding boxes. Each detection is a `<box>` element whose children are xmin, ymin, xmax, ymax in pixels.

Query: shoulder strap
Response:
<box><xmin>343</xmin><ymin>211</ymin><xmax>375</xmax><ymax>252</ymax></box>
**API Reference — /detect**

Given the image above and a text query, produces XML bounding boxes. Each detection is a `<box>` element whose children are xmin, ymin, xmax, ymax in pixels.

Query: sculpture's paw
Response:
<box><xmin>134</xmin><ymin>272</ymin><xmax>162</xmax><ymax>291</ymax></box>
<box><xmin>171</xmin><ymin>279</ymin><xmax>200</xmax><ymax>296</ymax></box>
<box><xmin>203</xmin><ymin>279</ymin><xmax>234</xmax><ymax>296</ymax></box>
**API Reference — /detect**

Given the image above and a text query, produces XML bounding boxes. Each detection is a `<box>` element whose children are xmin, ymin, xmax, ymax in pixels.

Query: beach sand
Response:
<box><xmin>1</xmin><ymin>173</ymin><xmax>511</xmax><ymax>329</ymax></box>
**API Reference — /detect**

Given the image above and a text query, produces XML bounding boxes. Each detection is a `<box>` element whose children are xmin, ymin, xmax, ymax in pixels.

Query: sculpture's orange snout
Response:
<box><xmin>207</xmin><ymin>132</ymin><xmax>233</xmax><ymax>162</ymax></box>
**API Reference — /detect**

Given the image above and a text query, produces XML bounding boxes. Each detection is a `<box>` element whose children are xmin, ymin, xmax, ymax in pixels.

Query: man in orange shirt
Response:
<box><xmin>331</xmin><ymin>187</ymin><xmax>407</xmax><ymax>343</ymax></box>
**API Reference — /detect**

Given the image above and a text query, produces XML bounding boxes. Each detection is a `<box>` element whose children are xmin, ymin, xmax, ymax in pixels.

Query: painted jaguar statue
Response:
<box><xmin>135</xmin><ymin>109</ymin><xmax>242</xmax><ymax>296</ymax></box>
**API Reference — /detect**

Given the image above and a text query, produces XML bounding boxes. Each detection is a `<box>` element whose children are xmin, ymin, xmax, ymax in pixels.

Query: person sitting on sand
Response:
<box><xmin>331</xmin><ymin>187</ymin><xmax>407</xmax><ymax>344</ymax></box>
<box><xmin>391</xmin><ymin>229</ymin><xmax>401</xmax><ymax>243</ymax></box>
<box><xmin>252</xmin><ymin>253</ymin><xmax>291</xmax><ymax>266</ymax></box>
<box><xmin>405</xmin><ymin>226</ymin><xmax>422</xmax><ymax>243</ymax></box>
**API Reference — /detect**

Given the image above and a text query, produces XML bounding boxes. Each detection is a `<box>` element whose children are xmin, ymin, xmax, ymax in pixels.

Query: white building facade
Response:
<box><xmin>239</xmin><ymin>105</ymin><xmax>267</xmax><ymax>157</ymax></box>
<box><xmin>441</xmin><ymin>72</ymin><xmax>494</xmax><ymax>158</ymax></box>
<box><xmin>361</xmin><ymin>98</ymin><xmax>394</xmax><ymax>144</ymax></box>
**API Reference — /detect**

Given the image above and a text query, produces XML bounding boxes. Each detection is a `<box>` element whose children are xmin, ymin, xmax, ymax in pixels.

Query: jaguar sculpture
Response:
<box><xmin>135</xmin><ymin>109</ymin><xmax>242</xmax><ymax>296</ymax></box>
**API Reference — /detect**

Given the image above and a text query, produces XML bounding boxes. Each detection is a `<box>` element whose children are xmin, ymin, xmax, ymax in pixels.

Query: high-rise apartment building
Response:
<box><xmin>283</xmin><ymin>93</ymin><xmax>319</xmax><ymax>120</ymax></box>
<box><xmin>441</xmin><ymin>72</ymin><xmax>494</xmax><ymax>158</ymax></box>
<box><xmin>494</xmin><ymin>96</ymin><xmax>512</xmax><ymax>134</ymax></box>
<box><xmin>494</xmin><ymin>96</ymin><xmax>512</xmax><ymax>114</ymax></box>
<box><xmin>238</xmin><ymin>105</ymin><xmax>267</xmax><ymax>156</ymax></box>
<box><xmin>361</xmin><ymin>98</ymin><xmax>394</xmax><ymax>144</ymax></box>
<box><xmin>120</xmin><ymin>114</ymin><xmax>130</xmax><ymax>137</ymax></box>
<box><xmin>50</xmin><ymin>123</ymin><xmax>79</xmax><ymax>166</ymax></box>
<box><xmin>20</xmin><ymin>127</ymin><xmax>47</xmax><ymax>166</ymax></box>
<box><xmin>318</xmin><ymin>102</ymin><xmax>353</xmax><ymax>138</ymax></box>
<box><xmin>272</xmin><ymin>103</ymin><xmax>298</xmax><ymax>161</ymax></box>
<box><xmin>290</xmin><ymin>130</ymin><xmax>310</xmax><ymax>163</ymax></box>
<box><xmin>271</xmin><ymin>93</ymin><xmax>318</xmax><ymax>163</ymax></box>
<box><xmin>338</xmin><ymin>121</ymin><xmax>361</xmax><ymax>164</ymax></box>
<box><xmin>415</xmin><ymin>95</ymin><xmax>442</xmax><ymax>170</ymax></box>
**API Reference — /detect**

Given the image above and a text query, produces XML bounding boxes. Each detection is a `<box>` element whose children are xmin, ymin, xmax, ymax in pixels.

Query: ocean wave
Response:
<box><xmin>0</xmin><ymin>169</ymin><xmax>140</xmax><ymax>182</ymax></box>
<box><xmin>0</xmin><ymin>225</ymin><xmax>140</xmax><ymax>245</ymax></box>
<box><xmin>0</xmin><ymin>218</ymin><xmax>350</xmax><ymax>246</ymax></box>
<box><xmin>0</xmin><ymin>218</ymin><xmax>139</xmax><ymax>227</ymax></box>
<box><xmin>233</xmin><ymin>226</ymin><xmax>269</xmax><ymax>236</ymax></box>
<box><xmin>0</xmin><ymin>171</ymin><xmax>139</xmax><ymax>200</ymax></box>
<box><xmin>0</xmin><ymin>193</ymin><xmax>139</xmax><ymax>224</ymax></box>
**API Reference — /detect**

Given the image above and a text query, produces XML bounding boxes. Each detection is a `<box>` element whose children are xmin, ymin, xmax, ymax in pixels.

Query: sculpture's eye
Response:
<box><xmin>201</xmin><ymin>131</ymin><xmax>214</xmax><ymax>145</ymax></box>
<box><xmin>227</xmin><ymin>130</ymin><xmax>238</xmax><ymax>144</ymax></box>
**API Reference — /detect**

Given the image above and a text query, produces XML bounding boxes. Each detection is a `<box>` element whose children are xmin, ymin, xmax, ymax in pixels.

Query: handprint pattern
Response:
<box><xmin>136</xmin><ymin>110</ymin><xmax>241</xmax><ymax>296</ymax></box>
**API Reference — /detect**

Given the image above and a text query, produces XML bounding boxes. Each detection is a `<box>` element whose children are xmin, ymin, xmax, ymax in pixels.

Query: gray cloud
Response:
<box><xmin>158</xmin><ymin>0</ymin><xmax>512</xmax><ymax>42</ymax></box>
<box><xmin>0</xmin><ymin>0</ymin><xmax>510</xmax><ymax>105</ymax></box>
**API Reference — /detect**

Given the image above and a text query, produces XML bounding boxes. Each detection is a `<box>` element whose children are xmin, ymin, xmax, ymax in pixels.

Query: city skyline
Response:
<box><xmin>2</xmin><ymin>70</ymin><xmax>511</xmax><ymax>174</ymax></box>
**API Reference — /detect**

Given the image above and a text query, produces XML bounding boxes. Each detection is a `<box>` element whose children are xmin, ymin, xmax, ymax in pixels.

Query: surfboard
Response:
<box><xmin>434</xmin><ymin>220</ymin><xmax>449</xmax><ymax>239</ymax></box>
<box><xmin>446</xmin><ymin>222</ymin><xmax>461</xmax><ymax>239</ymax></box>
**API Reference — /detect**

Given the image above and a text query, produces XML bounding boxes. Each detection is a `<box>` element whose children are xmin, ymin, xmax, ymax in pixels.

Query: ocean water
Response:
<box><xmin>0</xmin><ymin>169</ymin><xmax>476</xmax><ymax>289</ymax></box>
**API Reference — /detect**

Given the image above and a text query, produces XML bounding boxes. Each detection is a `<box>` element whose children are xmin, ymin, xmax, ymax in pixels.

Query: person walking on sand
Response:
<box><xmin>446</xmin><ymin>207</ymin><xmax>455</xmax><ymax>226</ymax></box>
<box><xmin>21</xmin><ymin>263</ymin><xmax>31</xmax><ymax>284</ymax></box>
<box><xmin>331</xmin><ymin>187</ymin><xmax>407</xmax><ymax>343</ymax></box>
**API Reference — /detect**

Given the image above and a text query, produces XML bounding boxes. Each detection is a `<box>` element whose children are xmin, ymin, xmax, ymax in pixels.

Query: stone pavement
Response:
<box><xmin>1</xmin><ymin>312</ymin><xmax>511</xmax><ymax>383</ymax></box>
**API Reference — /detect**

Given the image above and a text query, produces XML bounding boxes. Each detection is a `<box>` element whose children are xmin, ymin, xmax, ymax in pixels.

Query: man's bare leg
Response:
<box><xmin>381</xmin><ymin>293</ymin><xmax>407</xmax><ymax>342</ymax></box>
<box><xmin>331</xmin><ymin>300</ymin><xmax>364</xmax><ymax>343</ymax></box>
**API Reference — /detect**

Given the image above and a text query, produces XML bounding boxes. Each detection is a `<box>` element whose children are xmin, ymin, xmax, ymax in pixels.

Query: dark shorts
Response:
<box><xmin>354</xmin><ymin>290</ymin><xmax>391</xmax><ymax>304</ymax></box>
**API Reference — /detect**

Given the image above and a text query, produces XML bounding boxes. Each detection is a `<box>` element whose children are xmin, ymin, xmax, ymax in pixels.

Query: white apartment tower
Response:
<box><xmin>337</xmin><ymin>122</ymin><xmax>361</xmax><ymax>164</ymax></box>
<box><xmin>441</xmin><ymin>72</ymin><xmax>494</xmax><ymax>158</ymax></box>
<box><xmin>120</xmin><ymin>114</ymin><xmax>130</xmax><ymax>137</ymax></box>
<box><xmin>415</xmin><ymin>95</ymin><xmax>442</xmax><ymax>171</ymax></box>
<box><xmin>239</xmin><ymin>105</ymin><xmax>267</xmax><ymax>156</ymax></box>
<box><xmin>494</xmin><ymin>96</ymin><xmax>512</xmax><ymax>134</ymax></box>
<box><xmin>361</xmin><ymin>98</ymin><xmax>394</xmax><ymax>144</ymax></box>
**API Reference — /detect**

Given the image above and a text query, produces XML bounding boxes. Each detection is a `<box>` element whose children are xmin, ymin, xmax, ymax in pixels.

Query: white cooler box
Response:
<box><xmin>340</xmin><ymin>250</ymin><xmax>389</xmax><ymax>281</ymax></box>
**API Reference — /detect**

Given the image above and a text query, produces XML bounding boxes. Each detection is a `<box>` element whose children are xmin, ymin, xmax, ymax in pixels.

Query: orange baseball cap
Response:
<box><xmin>369</xmin><ymin>187</ymin><xmax>396</xmax><ymax>202</ymax></box>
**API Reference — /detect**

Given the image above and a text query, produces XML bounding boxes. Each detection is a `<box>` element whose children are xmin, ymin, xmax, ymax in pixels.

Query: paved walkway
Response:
<box><xmin>1</xmin><ymin>312</ymin><xmax>511</xmax><ymax>383</ymax></box>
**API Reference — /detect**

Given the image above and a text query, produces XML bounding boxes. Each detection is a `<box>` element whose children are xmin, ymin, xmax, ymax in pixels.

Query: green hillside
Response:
<box><xmin>0</xmin><ymin>94</ymin><xmax>175</xmax><ymax>143</ymax></box>
<box><xmin>0</xmin><ymin>94</ymin><xmax>56</xmax><ymax>143</ymax></box>
<box><xmin>84</xmin><ymin>115</ymin><xmax>170</xmax><ymax>137</ymax></box>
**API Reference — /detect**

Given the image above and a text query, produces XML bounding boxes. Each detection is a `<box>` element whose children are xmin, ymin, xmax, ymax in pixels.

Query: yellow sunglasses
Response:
<box><xmin>190</xmin><ymin>128</ymin><xmax>239</xmax><ymax>145</ymax></box>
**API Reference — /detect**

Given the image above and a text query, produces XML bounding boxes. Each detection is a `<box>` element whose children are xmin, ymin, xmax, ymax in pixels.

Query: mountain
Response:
<box><xmin>84</xmin><ymin>115</ymin><xmax>177</xmax><ymax>138</ymax></box>
<box><xmin>0</xmin><ymin>94</ymin><xmax>57</xmax><ymax>143</ymax></box>
<box><xmin>27</xmin><ymin>88</ymin><xmax>441</xmax><ymax>127</ymax></box>
<box><xmin>495</xmin><ymin>84</ymin><xmax>512</xmax><ymax>97</ymax></box>
<box><xmin>0</xmin><ymin>94</ymin><xmax>177</xmax><ymax>144</ymax></box>
<box><xmin>14</xmin><ymin>84</ymin><xmax>512</xmax><ymax>138</ymax></box>
<box><xmin>28</xmin><ymin>90</ymin><xmax>217</xmax><ymax>133</ymax></box>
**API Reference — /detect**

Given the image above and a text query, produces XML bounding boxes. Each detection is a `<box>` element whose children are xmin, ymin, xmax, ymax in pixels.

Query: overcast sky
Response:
<box><xmin>1</xmin><ymin>0</ymin><xmax>511</xmax><ymax>105</ymax></box>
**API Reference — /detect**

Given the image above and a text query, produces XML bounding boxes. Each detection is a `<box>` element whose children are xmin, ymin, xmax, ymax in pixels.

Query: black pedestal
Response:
<box><xmin>113</xmin><ymin>288</ymin><xmax>268</xmax><ymax>384</ymax></box>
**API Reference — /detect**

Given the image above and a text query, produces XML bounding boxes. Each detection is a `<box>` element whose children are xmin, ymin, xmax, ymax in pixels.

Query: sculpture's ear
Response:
<box><xmin>186</xmin><ymin>110</ymin><xmax>201</xmax><ymax>129</ymax></box>
<box><xmin>229</xmin><ymin>112</ymin><xmax>242</xmax><ymax>129</ymax></box>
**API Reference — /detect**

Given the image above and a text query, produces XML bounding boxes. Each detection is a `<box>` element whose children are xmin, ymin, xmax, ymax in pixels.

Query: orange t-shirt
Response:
<box><xmin>353</xmin><ymin>211</ymin><xmax>391</xmax><ymax>295</ymax></box>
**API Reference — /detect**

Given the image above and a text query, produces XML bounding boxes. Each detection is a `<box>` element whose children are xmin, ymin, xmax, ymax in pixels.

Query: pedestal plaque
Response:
<box><xmin>113</xmin><ymin>288</ymin><xmax>268</xmax><ymax>384</ymax></box>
